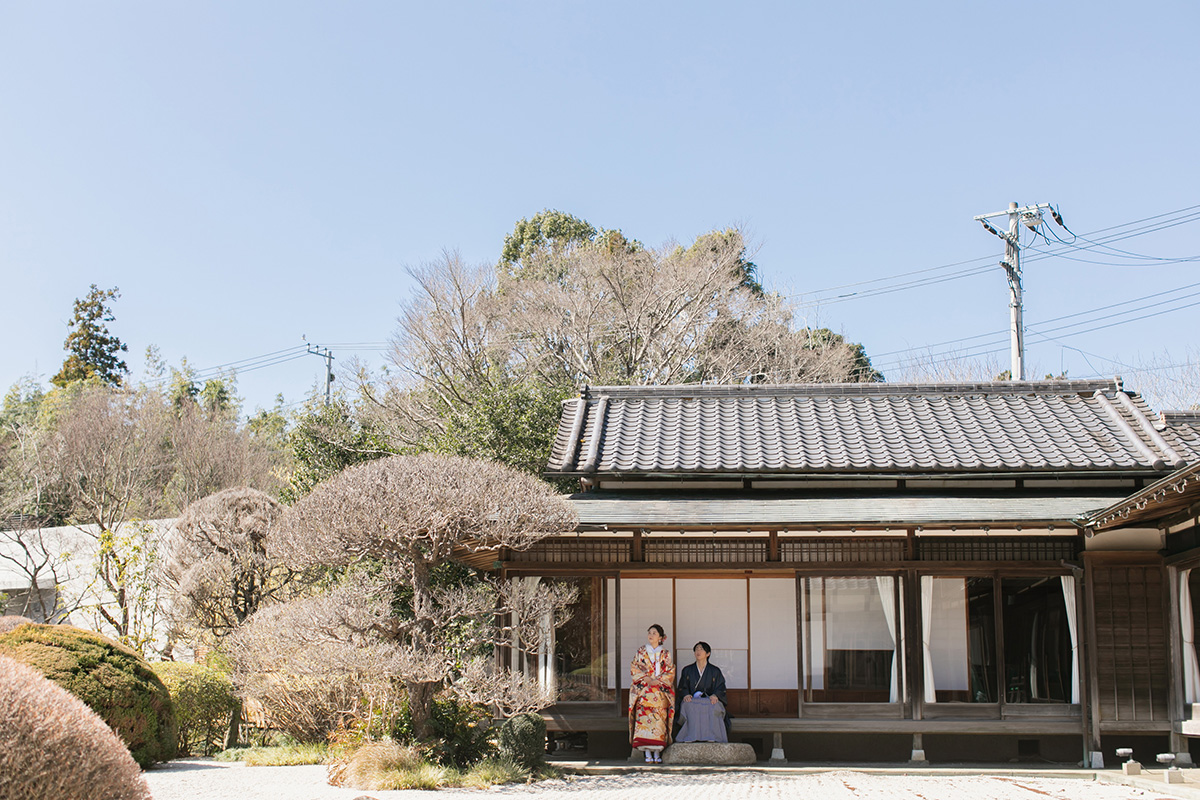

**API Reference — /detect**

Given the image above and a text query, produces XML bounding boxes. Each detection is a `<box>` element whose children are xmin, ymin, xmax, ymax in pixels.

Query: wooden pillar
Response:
<box><xmin>795</xmin><ymin>572</ymin><xmax>805</xmax><ymax>719</ymax></box>
<box><xmin>614</xmin><ymin>572</ymin><xmax>623</xmax><ymax>718</ymax></box>
<box><xmin>1083</xmin><ymin>557</ymin><xmax>1104</xmax><ymax>764</ymax></box>
<box><xmin>906</xmin><ymin>568</ymin><xmax>922</xmax><ymax>720</ymax></box>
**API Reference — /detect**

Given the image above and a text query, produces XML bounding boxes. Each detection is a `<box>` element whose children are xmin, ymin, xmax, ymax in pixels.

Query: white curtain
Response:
<box><xmin>1180</xmin><ymin>570</ymin><xmax>1200</xmax><ymax>705</ymax></box>
<box><xmin>1059</xmin><ymin>576</ymin><xmax>1080</xmax><ymax>705</ymax></box>
<box><xmin>921</xmin><ymin>576</ymin><xmax>937</xmax><ymax>704</ymax></box>
<box><xmin>876</xmin><ymin>576</ymin><xmax>899</xmax><ymax>703</ymax></box>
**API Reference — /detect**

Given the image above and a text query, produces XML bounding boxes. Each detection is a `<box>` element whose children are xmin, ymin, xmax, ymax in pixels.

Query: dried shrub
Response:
<box><xmin>153</xmin><ymin>661</ymin><xmax>236</xmax><ymax>756</ymax></box>
<box><xmin>226</xmin><ymin>591</ymin><xmax>406</xmax><ymax>743</ymax></box>
<box><xmin>0</xmin><ymin>623</ymin><xmax>177</xmax><ymax>766</ymax></box>
<box><xmin>0</xmin><ymin>614</ymin><xmax>33</xmax><ymax>634</ymax></box>
<box><xmin>0</xmin><ymin>654</ymin><xmax>150</xmax><ymax>800</ymax></box>
<box><xmin>496</xmin><ymin>711</ymin><xmax>546</xmax><ymax>770</ymax></box>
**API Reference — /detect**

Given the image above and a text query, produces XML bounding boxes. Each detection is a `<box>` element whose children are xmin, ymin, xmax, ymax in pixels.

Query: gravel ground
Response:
<box><xmin>143</xmin><ymin>760</ymin><xmax>1186</xmax><ymax>800</ymax></box>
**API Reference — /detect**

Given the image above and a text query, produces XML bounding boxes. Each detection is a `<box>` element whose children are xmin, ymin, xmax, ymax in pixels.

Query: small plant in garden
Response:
<box><xmin>0</xmin><ymin>654</ymin><xmax>151</xmax><ymax>800</ymax></box>
<box><xmin>429</xmin><ymin>692</ymin><xmax>494</xmax><ymax>768</ymax></box>
<box><xmin>497</xmin><ymin>711</ymin><xmax>547</xmax><ymax>770</ymax></box>
<box><xmin>153</xmin><ymin>661</ymin><xmax>236</xmax><ymax>756</ymax></box>
<box><xmin>0</xmin><ymin>623</ymin><xmax>177</xmax><ymax>766</ymax></box>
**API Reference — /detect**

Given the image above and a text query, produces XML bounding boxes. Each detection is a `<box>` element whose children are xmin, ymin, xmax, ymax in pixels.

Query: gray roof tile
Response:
<box><xmin>545</xmin><ymin>381</ymin><xmax>1200</xmax><ymax>476</ymax></box>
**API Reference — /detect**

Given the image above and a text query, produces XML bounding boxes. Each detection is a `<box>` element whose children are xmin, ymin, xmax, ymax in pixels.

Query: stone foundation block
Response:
<box><xmin>662</xmin><ymin>742</ymin><xmax>757</xmax><ymax>766</ymax></box>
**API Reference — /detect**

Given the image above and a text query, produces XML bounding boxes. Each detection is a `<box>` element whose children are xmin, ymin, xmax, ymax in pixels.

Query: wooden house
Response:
<box><xmin>498</xmin><ymin>380</ymin><xmax>1200</xmax><ymax>763</ymax></box>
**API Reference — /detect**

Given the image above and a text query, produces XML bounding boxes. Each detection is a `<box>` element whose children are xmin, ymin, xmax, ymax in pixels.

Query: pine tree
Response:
<box><xmin>51</xmin><ymin>285</ymin><xmax>129</xmax><ymax>388</ymax></box>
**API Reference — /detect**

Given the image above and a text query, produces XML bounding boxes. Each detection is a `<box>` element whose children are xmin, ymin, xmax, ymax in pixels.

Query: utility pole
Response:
<box><xmin>974</xmin><ymin>202</ymin><xmax>1061</xmax><ymax>381</ymax></box>
<box><xmin>306</xmin><ymin>345</ymin><xmax>335</xmax><ymax>405</ymax></box>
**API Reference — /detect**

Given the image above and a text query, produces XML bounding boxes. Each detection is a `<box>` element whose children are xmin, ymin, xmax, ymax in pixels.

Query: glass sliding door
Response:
<box><xmin>1001</xmin><ymin>578</ymin><xmax>1073</xmax><ymax>704</ymax></box>
<box><xmin>921</xmin><ymin>576</ymin><xmax>997</xmax><ymax>703</ymax></box>
<box><xmin>549</xmin><ymin>577</ymin><xmax>612</xmax><ymax>702</ymax></box>
<box><xmin>802</xmin><ymin>576</ymin><xmax>901</xmax><ymax>703</ymax></box>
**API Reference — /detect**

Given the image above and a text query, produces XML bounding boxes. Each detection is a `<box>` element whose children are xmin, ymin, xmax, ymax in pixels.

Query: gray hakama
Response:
<box><xmin>676</xmin><ymin>698</ymin><xmax>728</xmax><ymax>743</ymax></box>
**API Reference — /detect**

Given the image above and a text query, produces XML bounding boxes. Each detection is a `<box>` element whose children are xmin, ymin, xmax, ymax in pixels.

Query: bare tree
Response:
<box><xmin>266</xmin><ymin>453</ymin><xmax>577</xmax><ymax>738</ymax></box>
<box><xmin>164</xmin><ymin>404</ymin><xmax>283</xmax><ymax>511</ymax></box>
<box><xmin>44</xmin><ymin>386</ymin><xmax>172</xmax><ymax>646</ymax></box>
<box><xmin>164</xmin><ymin>487</ymin><xmax>303</xmax><ymax>639</ymax></box>
<box><xmin>365</xmin><ymin>230</ymin><xmax>881</xmax><ymax>454</ymax></box>
<box><xmin>0</xmin><ymin>409</ymin><xmax>82</xmax><ymax>623</ymax></box>
<box><xmin>164</xmin><ymin>487</ymin><xmax>313</xmax><ymax>745</ymax></box>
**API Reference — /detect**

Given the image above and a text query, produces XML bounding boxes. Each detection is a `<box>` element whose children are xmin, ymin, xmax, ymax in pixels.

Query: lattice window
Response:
<box><xmin>507</xmin><ymin>538</ymin><xmax>631</xmax><ymax>563</ymax></box>
<box><xmin>917</xmin><ymin>537</ymin><xmax>1078</xmax><ymax>562</ymax></box>
<box><xmin>779</xmin><ymin>537</ymin><xmax>906</xmax><ymax>562</ymax></box>
<box><xmin>644</xmin><ymin>538</ymin><xmax>768</xmax><ymax>563</ymax></box>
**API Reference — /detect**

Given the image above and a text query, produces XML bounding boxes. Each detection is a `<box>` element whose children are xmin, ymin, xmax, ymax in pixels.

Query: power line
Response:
<box><xmin>787</xmin><ymin>204</ymin><xmax>1200</xmax><ymax>309</ymax></box>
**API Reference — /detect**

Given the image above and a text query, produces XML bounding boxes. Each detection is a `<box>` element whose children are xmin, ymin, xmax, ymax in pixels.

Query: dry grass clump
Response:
<box><xmin>0</xmin><ymin>654</ymin><xmax>150</xmax><ymax>800</ymax></box>
<box><xmin>335</xmin><ymin>741</ymin><xmax>556</xmax><ymax>791</ymax></box>
<box><xmin>458</xmin><ymin>758</ymin><xmax>533</xmax><ymax>788</ymax></box>
<box><xmin>242</xmin><ymin>743</ymin><xmax>329</xmax><ymax>766</ymax></box>
<box><xmin>342</xmin><ymin>741</ymin><xmax>428</xmax><ymax>789</ymax></box>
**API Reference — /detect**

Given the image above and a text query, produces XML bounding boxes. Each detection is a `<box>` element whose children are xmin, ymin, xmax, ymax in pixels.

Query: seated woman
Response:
<box><xmin>674</xmin><ymin>641</ymin><xmax>730</xmax><ymax>743</ymax></box>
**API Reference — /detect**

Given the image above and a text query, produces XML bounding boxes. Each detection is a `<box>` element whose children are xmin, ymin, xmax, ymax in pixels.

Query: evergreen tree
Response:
<box><xmin>51</xmin><ymin>285</ymin><xmax>129</xmax><ymax>388</ymax></box>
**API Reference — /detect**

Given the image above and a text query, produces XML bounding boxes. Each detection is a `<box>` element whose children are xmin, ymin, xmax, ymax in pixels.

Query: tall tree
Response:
<box><xmin>364</xmin><ymin>225</ymin><xmax>881</xmax><ymax>471</ymax></box>
<box><xmin>51</xmin><ymin>285</ymin><xmax>129</xmax><ymax>388</ymax></box>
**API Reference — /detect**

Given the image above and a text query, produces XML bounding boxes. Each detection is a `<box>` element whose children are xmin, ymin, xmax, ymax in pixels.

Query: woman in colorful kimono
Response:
<box><xmin>629</xmin><ymin>624</ymin><xmax>675</xmax><ymax>763</ymax></box>
<box><xmin>674</xmin><ymin>641</ymin><xmax>730</xmax><ymax>743</ymax></box>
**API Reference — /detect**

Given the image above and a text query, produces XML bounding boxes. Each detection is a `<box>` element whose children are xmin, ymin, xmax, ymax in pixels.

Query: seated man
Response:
<box><xmin>674</xmin><ymin>641</ymin><xmax>730</xmax><ymax>743</ymax></box>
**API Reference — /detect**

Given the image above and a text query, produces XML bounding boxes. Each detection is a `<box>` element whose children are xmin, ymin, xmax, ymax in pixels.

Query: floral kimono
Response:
<box><xmin>629</xmin><ymin>644</ymin><xmax>676</xmax><ymax>750</ymax></box>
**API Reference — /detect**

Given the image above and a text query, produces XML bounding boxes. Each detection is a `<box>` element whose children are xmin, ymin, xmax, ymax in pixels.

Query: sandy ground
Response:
<box><xmin>143</xmin><ymin>759</ymin><xmax>1190</xmax><ymax>800</ymax></box>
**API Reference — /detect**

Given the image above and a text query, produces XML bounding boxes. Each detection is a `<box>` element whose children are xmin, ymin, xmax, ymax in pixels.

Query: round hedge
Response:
<box><xmin>0</xmin><ymin>624</ymin><xmax>177</xmax><ymax>767</ymax></box>
<box><xmin>496</xmin><ymin>711</ymin><xmax>546</xmax><ymax>770</ymax></box>
<box><xmin>153</xmin><ymin>661</ymin><xmax>235</xmax><ymax>756</ymax></box>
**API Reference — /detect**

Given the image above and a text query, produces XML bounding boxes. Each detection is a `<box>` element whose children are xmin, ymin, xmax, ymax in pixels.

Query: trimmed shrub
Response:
<box><xmin>496</xmin><ymin>712</ymin><xmax>546</xmax><ymax>771</ymax></box>
<box><xmin>153</xmin><ymin>661</ymin><xmax>236</xmax><ymax>756</ymax></box>
<box><xmin>0</xmin><ymin>654</ymin><xmax>150</xmax><ymax>800</ymax></box>
<box><xmin>0</xmin><ymin>623</ymin><xmax>177</xmax><ymax>767</ymax></box>
<box><xmin>0</xmin><ymin>615</ymin><xmax>33</xmax><ymax>634</ymax></box>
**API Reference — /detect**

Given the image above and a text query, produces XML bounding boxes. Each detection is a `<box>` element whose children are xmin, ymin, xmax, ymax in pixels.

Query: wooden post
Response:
<box><xmin>1083</xmin><ymin>557</ymin><xmax>1104</xmax><ymax>764</ymax></box>
<box><xmin>796</xmin><ymin>572</ymin><xmax>805</xmax><ymax>719</ymax></box>
<box><xmin>994</xmin><ymin>574</ymin><xmax>1007</xmax><ymax>711</ymax></box>
<box><xmin>907</xmin><ymin>569</ymin><xmax>922</xmax><ymax>720</ymax></box>
<box><xmin>615</xmin><ymin>573</ymin><xmax>623</xmax><ymax>718</ymax></box>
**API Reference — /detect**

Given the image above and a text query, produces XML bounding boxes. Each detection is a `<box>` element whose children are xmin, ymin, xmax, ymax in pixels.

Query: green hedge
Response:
<box><xmin>496</xmin><ymin>712</ymin><xmax>545</xmax><ymax>771</ymax></box>
<box><xmin>0</xmin><ymin>624</ymin><xmax>177</xmax><ymax>767</ymax></box>
<box><xmin>153</xmin><ymin>662</ymin><xmax>236</xmax><ymax>756</ymax></box>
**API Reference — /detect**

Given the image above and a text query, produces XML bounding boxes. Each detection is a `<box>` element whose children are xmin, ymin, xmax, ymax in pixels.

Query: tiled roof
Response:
<box><xmin>569</xmin><ymin>492</ymin><xmax>1126</xmax><ymax>529</ymax></box>
<box><xmin>1080</xmin><ymin>460</ymin><xmax>1200</xmax><ymax>532</ymax></box>
<box><xmin>546</xmin><ymin>380</ymin><xmax>1199</xmax><ymax>477</ymax></box>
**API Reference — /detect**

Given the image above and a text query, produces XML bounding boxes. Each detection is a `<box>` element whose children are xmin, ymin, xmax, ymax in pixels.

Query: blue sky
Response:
<box><xmin>3</xmin><ymin>2</ymin><xmax>1198</xmax><ymax>414</ymax></box>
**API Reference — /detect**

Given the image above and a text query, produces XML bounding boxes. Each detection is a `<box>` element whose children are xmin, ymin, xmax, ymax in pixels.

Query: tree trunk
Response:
<box><xmin>408</xmin><ymin>681</ymin><xmax>436</xmax><ymax>740</ymax></box>
<box><xmin>224</xmin><ymin>699</ymin><xmax>243</xmax><ymax>750</ymax></box>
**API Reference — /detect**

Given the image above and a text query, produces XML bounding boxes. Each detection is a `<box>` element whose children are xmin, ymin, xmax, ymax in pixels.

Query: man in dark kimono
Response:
<box><xmin>674</xmin><ymin>641</ymin><xmax>731</xmax><ymax>742</ymax></box>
